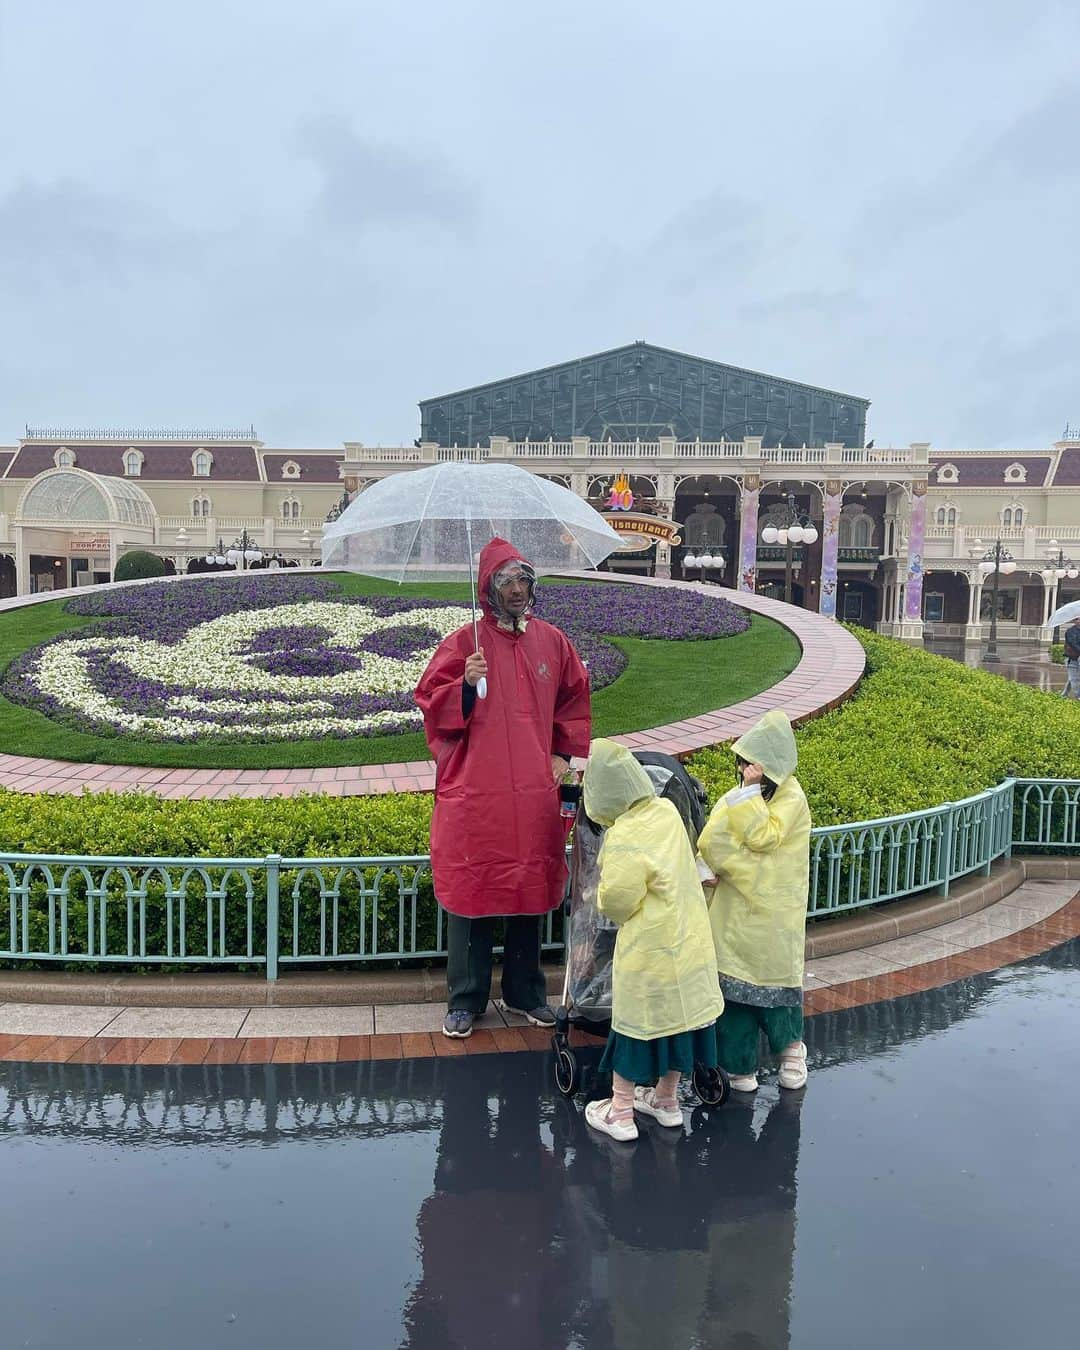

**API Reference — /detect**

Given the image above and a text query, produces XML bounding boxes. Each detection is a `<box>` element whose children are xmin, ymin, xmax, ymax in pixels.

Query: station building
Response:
<box><xmin>2</xmin><ymin>342</ymin><xmax>1077</xmax><ymax>646</ymax></box>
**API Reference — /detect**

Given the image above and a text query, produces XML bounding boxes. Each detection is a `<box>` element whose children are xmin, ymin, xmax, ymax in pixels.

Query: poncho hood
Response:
<box><xmin>731</xmin><ymin>709</ymin><xmax>798</xmax><ymax>787</ymax></box>
<box><xmin>583</xmin><ymin>738</ymin><xmax>656</xmax><ymax>828</ymax></box>
<box><xmin>477</xmin><ymin>537</ymin><xmax>532</xmax><ymax>620</ymax></box>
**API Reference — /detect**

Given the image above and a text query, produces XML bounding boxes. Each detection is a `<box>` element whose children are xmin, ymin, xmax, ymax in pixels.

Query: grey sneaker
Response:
<box><xmin>500</xmin><ymin>1001</ymin><xmax>556</xmax><ymax>1028</ymax></box>
<box><xmin>442</xmin><ymin>1010</ymin><xmax>475</xmax><ymax>1039</ymax></box>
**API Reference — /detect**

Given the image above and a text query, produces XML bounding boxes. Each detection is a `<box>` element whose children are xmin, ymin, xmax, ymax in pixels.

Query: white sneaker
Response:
<box><xmin>633</xmin><ymin>1085</ymin><xmax>683</xmax><ymax>1128</ymax></box>
<box><xmin>728</xmin><ymin>1072</ymin><xmax>759</xmax><ymax>1092</ymax></box>
<box><xmin>778</xmin><ymin>1042</ymin><xmax>808</xmax><ymax>1090</ymax></box>
<box><xmin>585</xmin><ymin>1097</ymin><xmax>639</xmax><ymax>1141</ymax></box>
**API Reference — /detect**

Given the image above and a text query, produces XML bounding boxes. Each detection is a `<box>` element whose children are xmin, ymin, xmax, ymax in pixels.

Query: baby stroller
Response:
<box><xmin>551</xmin><ymin>750</ymin><xmax>730</xmax><ymax>1110</ymax></box>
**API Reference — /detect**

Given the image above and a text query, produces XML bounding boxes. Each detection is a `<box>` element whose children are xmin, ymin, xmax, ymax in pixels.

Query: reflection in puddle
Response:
<box><xmin>2</xmin><ymin>940</ymin><xmax>1078</xmax><ymax>1350</ymax></box>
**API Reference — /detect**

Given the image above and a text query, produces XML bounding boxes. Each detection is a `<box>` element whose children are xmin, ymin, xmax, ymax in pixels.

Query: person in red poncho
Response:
<box><xmin>415</xmin><ymin>537</ymin><xmax>592</xmax><ymax>1039</ymax></box>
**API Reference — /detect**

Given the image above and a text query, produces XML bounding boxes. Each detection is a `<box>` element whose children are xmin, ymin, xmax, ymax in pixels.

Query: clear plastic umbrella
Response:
<box><xmin>1045</xmin><ymin>598</ymin><xmax>1080</xmax><ymax>629</ymax></box>
<box><xmin>321</xmin><ymin>461</ymin><xmax>622</xmax><ymax>698</ymax></box>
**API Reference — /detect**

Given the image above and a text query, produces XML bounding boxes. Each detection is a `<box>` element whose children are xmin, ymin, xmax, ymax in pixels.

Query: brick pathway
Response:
<box><xmin>0</xmin><ymin>575</ymin><xmax>865</xmax><ymax>798</ymax></box>
<box><xmin>2</xmin><ymin>880</ymin><xmax>1076</xmax><ymax>1065</ymax></box>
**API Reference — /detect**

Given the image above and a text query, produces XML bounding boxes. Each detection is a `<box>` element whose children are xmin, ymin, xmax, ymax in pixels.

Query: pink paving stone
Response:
<box><xmin>359</xmin><ymin>764</ymin><xmax>389</xmax><ymax>779</ymax></box>
<box><xmin>334</xmin><ymin>765</ymin><xmax>363</xmax><ymax>780</ymax></box>
<box><xmin>210</xmin><ymin>769</ymin><xmax>243</xmax><ymax>783</ymax></box>
<box><xmin>262</xmin><ymin>770</ymin><xmax>292</xmax><ymax>783</ymax></box>
<box><xmin>309</xmin><ymin>768</ymin><xmax>338</xmax><ymax>782</ymax></box>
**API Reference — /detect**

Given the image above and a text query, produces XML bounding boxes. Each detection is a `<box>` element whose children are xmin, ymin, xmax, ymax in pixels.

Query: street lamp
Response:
<box><xmin>682</xmin><ymin>547</ymin><xmax>727</xmax><ymax>579</ymax></box>
<box><xmin>225</xmin><ymin>527</ymin><xmax>263</xmax><ymax>571</ymax></box>
<box><xmin>1040</xmin><ymin>539</ymin><xmax>1077</xmax><ymax>584</ymax></box>
<box><xmin>978</xmin><ymin>538</ymin><xmax>1016</xmax><ymax>662</ymax></box>
<box><xmin>760</xmin><ymin>492</ymin><xmax>819</xmax><ymax>604</ymax></box>
<box><xmin>1041</xmin><ymin>539</ymin><xmax>1078</xmax><ymax>638</ymax></box>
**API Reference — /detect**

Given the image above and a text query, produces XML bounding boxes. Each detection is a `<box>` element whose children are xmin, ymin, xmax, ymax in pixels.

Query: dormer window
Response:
<box><xmin>936</xmin><ymin>462</ymin><xmax>959</xmax><ymax>484</ymax></box>
<box><xmin>1004</xmin><ymin>462</ymin><xmax>1027</xmax><ymax>483</ymax></box>
<box><xmin>282</xmin><ymin>460</ymin><xmax>301</xmax><ymax>479</ymax></box>
<box><xmin>124</xmin><ymin>449</ymin><xmax>144</xmax><ymax>477</ymax></box>
<box><xmin>192</xmin><ymin>449</ymin><xmax>213</xmax><ymax>477</ymax></box>
<box><xmin>55</xmin><ymin>447</ymin><xmax>75</xmax><ymax>469</ymax></box>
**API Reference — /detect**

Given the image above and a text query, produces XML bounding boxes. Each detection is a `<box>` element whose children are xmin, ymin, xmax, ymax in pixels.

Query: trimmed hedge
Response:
<box><xmin>2</xmin><ymin>628</ymin><xmax>1078</xmax><ymax>970</ymax></box>
<box><xmin>689</xmin><ymin>628</ymin><xmax>1080</xmax><ymax>823</ymax></box>
<box><xmin>113</xmin><ymin>550</ymin><xmax>167</xmax><ymax>582</ymax></box>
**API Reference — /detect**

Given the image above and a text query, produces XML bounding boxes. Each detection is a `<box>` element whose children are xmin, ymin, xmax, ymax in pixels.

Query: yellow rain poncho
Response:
<box><xmin>697</xmin><ymin>711</ymin><xmax>811</xmax><ymax>991</ymax></box>
<box><xmin>583</xmin><ymin>739</ymin><xmax>723</xmax><ymax>1041</ymax></box>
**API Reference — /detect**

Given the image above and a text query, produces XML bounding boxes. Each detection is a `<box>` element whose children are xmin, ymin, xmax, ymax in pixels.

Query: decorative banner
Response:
<box><xmin>818</xmin><ymin>485</ymin><xmax>843</xmax><ymax>618</ymax></box>
<box><xmin>602</xmin><ymin>512</ymin><xmax>682</xmax><ymax>553</ymax></box>
<box><xmin>905</xmin><ymin>481</ymin><xmax>927</xmax><ymax>621</ymax></box>
<box><xmin>737</xmin><ymin>477</ymin><xmax>760</xmax><ymax>592</ymax></box>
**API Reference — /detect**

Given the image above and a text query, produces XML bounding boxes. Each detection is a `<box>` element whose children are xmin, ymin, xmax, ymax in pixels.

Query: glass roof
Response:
<box><xmin>20</xmin><ymin>471</ymin><xmax>156</xmax><ymax>528</ymax></box>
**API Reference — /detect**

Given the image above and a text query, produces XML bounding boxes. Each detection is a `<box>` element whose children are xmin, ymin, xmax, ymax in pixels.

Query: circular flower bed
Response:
<box><xmin>3</xmin><ymin>575</ymin><xmax>749</xmax><ymax>744</ymax></box>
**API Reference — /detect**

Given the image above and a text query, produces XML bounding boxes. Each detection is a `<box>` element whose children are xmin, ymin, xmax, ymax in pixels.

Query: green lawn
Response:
<box><xmin>0</xmin><ymin>578</ymin><xmax>801</xmax><ymax>768</ymax></box>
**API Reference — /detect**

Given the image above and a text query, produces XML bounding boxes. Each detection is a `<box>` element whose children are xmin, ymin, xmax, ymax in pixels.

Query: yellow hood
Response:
<box><xmin>583</xmin><ymin>738</ymin><xmax>655</xmax><ymax>828</ymax></box>
<box><xmin>731</xmin><ymin>710</ymin><xmax>798</xmax><ymax>786</ymax></box>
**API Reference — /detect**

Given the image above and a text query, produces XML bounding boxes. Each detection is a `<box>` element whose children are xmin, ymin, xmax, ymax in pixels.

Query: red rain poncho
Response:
<box><xmin>415</xmin><ymin>538</ymin><xmax>591</xmax><ymax>918</ymax></box>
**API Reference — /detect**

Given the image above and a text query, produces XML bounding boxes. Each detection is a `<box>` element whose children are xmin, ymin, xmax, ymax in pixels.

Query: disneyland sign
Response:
<box><xmin>603</xmin><ymin>512</ymin><xmax>683</xmax><ymax>553</ymax></box>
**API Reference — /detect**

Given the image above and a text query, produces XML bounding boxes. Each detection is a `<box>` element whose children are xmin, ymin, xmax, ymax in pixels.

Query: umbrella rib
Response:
<box><xmin>396</xmin><ymin>463</ymin><xmax>447</xmax><ymax>584</ymax></box>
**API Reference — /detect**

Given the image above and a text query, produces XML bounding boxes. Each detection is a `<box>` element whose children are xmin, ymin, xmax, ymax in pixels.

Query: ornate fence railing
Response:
<box><xmin>1</xmin><ymin>780</ymin><xmax>1076</xmax><ymax>977</ymax></box>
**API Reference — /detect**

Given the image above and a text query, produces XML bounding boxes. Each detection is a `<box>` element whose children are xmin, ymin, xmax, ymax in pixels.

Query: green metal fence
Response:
<box><xmin>1</xmin><ymin>778</ymin><xmax>1076</xmax><ymax>978</ymax></box>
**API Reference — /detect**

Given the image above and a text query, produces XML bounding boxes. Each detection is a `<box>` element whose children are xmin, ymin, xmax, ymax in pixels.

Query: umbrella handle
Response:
<box><xmin>477</xmin><ymin>676</ymin><xmax>487</xmax><ymax>700</ymax></box>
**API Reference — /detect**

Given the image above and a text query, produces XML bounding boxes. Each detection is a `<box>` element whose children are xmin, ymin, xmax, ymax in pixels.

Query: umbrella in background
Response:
<box><xmin>321</xmin><ymin>461</ymin><xmax>622</xmax><ymax>698</ymax></box>
<box><xmin>1044</xmin><ymin>598</ymin><xmax>1080</xmax><ymax>630</ymax></box>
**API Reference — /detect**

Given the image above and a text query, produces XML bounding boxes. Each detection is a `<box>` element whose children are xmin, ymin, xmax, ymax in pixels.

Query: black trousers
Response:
<box><xmin>445</xmin><ymin>912</ymin><xmax>548</xmax><ymax>1014</ymax></box>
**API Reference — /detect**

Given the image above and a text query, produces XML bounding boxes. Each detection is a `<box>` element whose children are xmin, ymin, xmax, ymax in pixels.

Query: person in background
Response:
<box><xmin>415</xmin><ymin>538</ymin><xmax>591</xmax><ymax>1039</ymax></box>
<box><xmin>697</xmin><ymin>710</ymin><xmax>812</xmax><ymax>1093</ymax></box>
<box><xmin>1062</xmin><ymin>616</ymin><xmax>1080</xmax><ymax>699</ymax></box>
<box><xmin>582</xmin><ymin>739</ymin><xmax>723</xmax><ymax>1142</ymax></box>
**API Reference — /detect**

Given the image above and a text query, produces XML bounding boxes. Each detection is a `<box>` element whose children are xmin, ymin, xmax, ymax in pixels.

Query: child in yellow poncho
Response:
<box><xmin>582</xmin><ymin>739</ymin><xmax>724</xmax><ymax>1142</ymax></box>
<box><xmin>697</xmin><ymin>711</ymin><xmax>812</xmax><ymax>1092</ymax></box>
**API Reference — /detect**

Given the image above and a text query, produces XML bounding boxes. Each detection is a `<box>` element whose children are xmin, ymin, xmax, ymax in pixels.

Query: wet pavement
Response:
<box><xmin>3</xmin><ymin>940</ymin><xmax>1080</xmax><ymax>1349</ymax></box>
<box><xmin>923</xmin><ymin>639</ymin><xmax>1069</xmax><ymax>693</ymax></box>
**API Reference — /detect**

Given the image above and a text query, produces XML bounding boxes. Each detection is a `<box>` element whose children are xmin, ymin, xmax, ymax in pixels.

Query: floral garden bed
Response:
<box><xmin>0</xmin><ymin>573</ymin><xmax>784</xmax><ymax>766</ymax></box>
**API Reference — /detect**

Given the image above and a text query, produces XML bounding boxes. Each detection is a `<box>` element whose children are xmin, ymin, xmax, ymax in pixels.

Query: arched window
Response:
<box><xmin>1003</xmin><ymin>508</ymin><xmax>1013</xmax><ymax>528</ymax></box>
<box><xmin>936</xmin><ymin>507</ymin><xmax>946</xmax><ymax>526</ymax></box>
<box><xmin>1014</xmin><ymin>507</ymin><xmax>1023</xmax><ymax>527</ymax></box>
<box><xmin>56</xmin><ymin>448</ymin><xmax>74</xmax><ymax>469</ymax></box>
<box><xmin>839</xmin><ymin>510</ymin><xmax>874</xmax><ymax>549</ymax></box>
<box><xmin>124</xmin><ymin>449</ymin><xmax>143</xmax><ymax>477</ymax></box>
<box><xmin>291</xmin><ymin>500</ymin><xmax>300</xmax><ymax>519</ymax></box>
<box><xmin>192</xmin><ymin>497</ymin><xmax>211</xmax><ymax>518</ymax></box>
<box><xmin>192</xmin><ymin>450</ymin><xmax>212</xmax><ymax>477</ymax></box>
<box><xmin>947</xmin><ymin>508</ymin><xmax>957</xmax><ymax>526</ymax></box>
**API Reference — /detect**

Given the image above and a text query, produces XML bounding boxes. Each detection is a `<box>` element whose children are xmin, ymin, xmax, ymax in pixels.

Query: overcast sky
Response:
<box><xmin>1</xmin><ymin>0</ymin><xmax>1077</xmax><ymax>449</ymax></box>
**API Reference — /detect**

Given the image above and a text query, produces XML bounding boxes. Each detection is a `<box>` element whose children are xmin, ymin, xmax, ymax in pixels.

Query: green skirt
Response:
<box><xmin>598</xmin><ymin>1023</ymin><xmax>718</xmax><ymax>1085</ymax></box>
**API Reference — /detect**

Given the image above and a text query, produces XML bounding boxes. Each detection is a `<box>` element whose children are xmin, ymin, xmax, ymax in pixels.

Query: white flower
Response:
<box><xmin>24</xmin><ymin>601</ymin><xmax>473</xmax><ymax>742</ymax></box>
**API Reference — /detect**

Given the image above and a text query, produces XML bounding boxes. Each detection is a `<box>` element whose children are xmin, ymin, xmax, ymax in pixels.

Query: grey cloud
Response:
<box><xmin>296</xmin><ymin>115</ymin><xmax>475</xmax><ymax>235</ymax></box>
<box><xmin>0</xmin><ymin>180</ymin><xmax>194</xmax><ymax>292</ymax></box>
<box><xmin>857</xmin><ymin>79</ymin><xmax>1080</xmax><ymax>256</ymax></box>
<box><xmin>737</xmin><ymin>289</ymin><xmax>862</xmax><ymax>322</ymax></box>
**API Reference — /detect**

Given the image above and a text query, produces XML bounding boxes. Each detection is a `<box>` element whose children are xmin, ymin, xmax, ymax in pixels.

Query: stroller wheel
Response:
<box><xmin>691</xmin><ymin>1062</ymin><xmax>730</xmax><ymax>1110</ymax></box>
<box><xmin>553</xmin><ymin>1044</ymin><xmax>579</xmax><ymax>1098</ymax></box>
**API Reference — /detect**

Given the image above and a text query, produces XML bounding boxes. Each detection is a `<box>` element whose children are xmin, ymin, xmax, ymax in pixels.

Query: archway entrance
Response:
<box><xmin>14</xmin><ymin>469</ymin><xmax>158</xmax><ymax>596</ymax></box>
